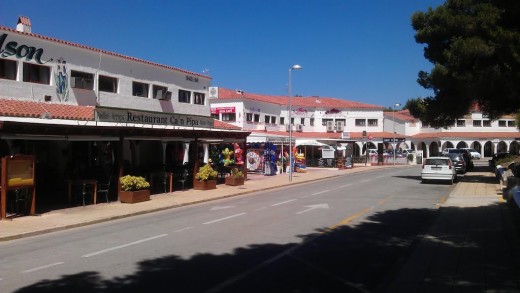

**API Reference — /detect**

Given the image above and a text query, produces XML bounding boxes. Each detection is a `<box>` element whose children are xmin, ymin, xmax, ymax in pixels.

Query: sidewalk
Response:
<box><xmin>0</xmin><ymin>165</ymin><xmax>388</xmax><ymax>241</ymax></box>
<box><xmin>386</xmin><ymin>166</ymin><xmax>520</xmax><ymax>292</ymax></box>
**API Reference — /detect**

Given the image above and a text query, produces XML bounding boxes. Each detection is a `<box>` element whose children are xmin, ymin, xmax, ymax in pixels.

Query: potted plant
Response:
<box><xmin>194</xmin><ymin>164</ymin><xmax>218</xmax><ymax>190</ymax></box>
<box><xmin>225</xmin><ymin>167</ymin><xmax>245</xmax><ymax>186</ymax></box>
<box><xmin>119</xmin><ymin>175</ymin><xmax>151</xmax><ymax>203</ymax></box>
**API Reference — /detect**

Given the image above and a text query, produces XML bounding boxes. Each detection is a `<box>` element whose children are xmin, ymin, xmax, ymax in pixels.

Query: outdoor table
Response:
<box><xmin>68</xmin><ymin>179</ymin><xmax>98</xmax><ymax>205</ymax></box>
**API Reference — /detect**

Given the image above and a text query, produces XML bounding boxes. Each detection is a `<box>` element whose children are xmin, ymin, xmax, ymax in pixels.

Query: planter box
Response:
<box><xmin>225</xmin><ymin>176</ymin><xmax>244</xmax><ymax>186</ymax></box>
<box><xmin>119</xmin><ymin>189</ymin><xmax>150</xmax><ymax>204</ymax></box>
<box><xmin>194</xmin><ymin>179</ymin><xmax>217</xmax><ymax>190</ymax></box>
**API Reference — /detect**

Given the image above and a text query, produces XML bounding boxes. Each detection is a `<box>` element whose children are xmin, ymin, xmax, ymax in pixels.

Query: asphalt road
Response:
<box><xmin>0</xmin><ymin>165</ymin><xmax>454</xmax><ymax>292</ymax></box>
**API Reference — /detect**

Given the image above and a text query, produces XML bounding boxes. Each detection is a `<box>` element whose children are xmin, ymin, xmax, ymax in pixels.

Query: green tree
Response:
<box><xmin>410</xmin><ymin>0</ymin><xmax>520</xmax><ymax>128</ymax></box>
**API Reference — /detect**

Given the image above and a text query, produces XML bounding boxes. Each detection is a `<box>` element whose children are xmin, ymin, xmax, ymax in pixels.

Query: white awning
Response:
<box><xmin>295</xmin><ymin>140</ymin><xmax>331</xmax><ymax>147</ymax></box>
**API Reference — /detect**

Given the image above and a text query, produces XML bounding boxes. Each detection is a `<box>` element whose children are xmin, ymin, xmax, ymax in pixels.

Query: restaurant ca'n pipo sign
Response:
<box><xmin>95</xmin><ymin>108</ymin><xmax>214</xmax><ymax>128</ymax></box>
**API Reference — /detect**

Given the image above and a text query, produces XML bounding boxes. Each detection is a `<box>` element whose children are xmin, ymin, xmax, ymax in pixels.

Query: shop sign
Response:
<box><xmin>383</xmin><ymin>138</ymin><xmax>405</xmax><ymax>143</ymax></box>
<box><xmin>0</xmin><ymin>33</ymin><xmax>51</xmax><ymax>64</ymax></box>
<box><xmin>211</xmin><ymin>107</ymin><xmax>235</xmax><ymax>114</ymax></box>
<box><xmin>95</xmin><ymin>108</ymin><xmax>214</xmax><ymax>128</ymax></box>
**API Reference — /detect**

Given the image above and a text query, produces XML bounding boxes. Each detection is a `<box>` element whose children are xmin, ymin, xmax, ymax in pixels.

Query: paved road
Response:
<box><xmin>1</xmin><ymin>166</ymin><xmax>453</xmax><ymax>292</ymax></box>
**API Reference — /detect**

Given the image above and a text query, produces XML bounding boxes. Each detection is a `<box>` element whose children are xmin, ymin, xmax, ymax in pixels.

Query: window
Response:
<box><xmin>499</xmin><ymin>120</ymin><xmax>507</xmax><ymax>127</ymax></box>
<box><xmin>132</xmin><ymin>81</ymin><xmax>149</xmax><ymax>97</ymax></box>
<box><xmin>23</xmin><ymin>62</ymin><xmax>50</xmax><ymax>84</ymax></box>
<box><xmin>473</xmin><ymin>120</ymin><xmax>482</xmax><ymax>127</ymax></box>
<box><xmin>509</xmin><ymin>120</ymin><xmax>516</xmax><ymax>127</ymax></box>
<box><xmin>368</xmin><ymin>119</ymin><xmax>378</xmax><ymax>126</ymax></box>
<box><xmin>271</xmin><ymin>116</ymin><xmax>276</xmax><ymax>124</ymax></box>
<box><xmin>291</xmin><ymin>117</ymin><xmax>295</xmax><ymax>125</ymax></box>
<box><xmin>457</xmin><ymin>120</ymin><xmax>466</xmax><ymax>127</ymax></box>
<box><xmin>310</xmin><ymin>118</ymin><xmax>314</xmax><ymax>126</ymax></box>
<box><xmin>483</xmin><ymin>120</ymin><xmax>491</xmax><ymax>127</ymax></box>
<box><xmin>0</xmin><ymin>59</ymin><xmax>17</xmax><ymax>80</ymax></box>
<box><xmin>211</xmin><ymin>113</ymin><xmax>219</xmax><ymax>119</ymax></box>
<box><xmin>71</xmin><ymin>71</ymin><xmax>94</xmax><ymax>90</ymax></box>
<box><xmin>264</xmin><ymin>115</ymin><xmax>271</xmax><ymax>124</ymax></box>
<box><xmin>222</xmin><ymin>113</ymin><xmax>236</xmax><ymax>122</ymax></box>
<box><xmin>280</xmin><ymin>117</ymin><xmax>285</xmax><ymax>125</ymax></box>
<box><xmin>322</xmin><ymin>118</ymin><xmax>333</xmax><ymax>126</ymax></box>
<box><xmin>178</xmin><ymin>89</ymin><xmax>191</xmax><ymax>103</ymax></box>
<box><xmin>194</xmin><ymin>92</ymin><xmax>205</xmax><ymax>105</ymax></box>
<box><xmin>246</xmin><ymin>113</ymin><xmax>253</xmax><ymax>122</ymax></box>
<box><xmin>152</xmin><ymin>85</ymin><xmax>168</xmax><ymax>99</ymax></box>
<box><xmin>254</xmin><ymin>114</ymin><xmax>260</xmax><ymax>123</ymax></box>
<box><xmin>98</xmin><ymin>75</ymin><xmax>118</xmax><ymax>93</ymax></box>
<box><xmin>355</xmin><ymin>119</ymin><xmax>366</xmax><ymax>126</ymax></box>
<box><xmin>300</xmin><ymin>118</ymin><xmax>305</xmax><ymax>125</ymax></box>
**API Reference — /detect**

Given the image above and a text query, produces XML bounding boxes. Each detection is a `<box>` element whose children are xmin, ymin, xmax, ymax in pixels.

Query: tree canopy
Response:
<box><xmin>409</xmin><ymin>0</ymin><xmax>520</xmax><ymax>128</ymax></box>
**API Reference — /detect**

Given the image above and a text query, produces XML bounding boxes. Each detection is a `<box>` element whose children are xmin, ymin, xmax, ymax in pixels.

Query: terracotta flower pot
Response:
<box><xmin>225</xmin><ymin>176</ymin><xmax>244</xmax><ymax>186</ymax></box>
<box><xmin>193</xmin><ymin>179</ymin><xmax>217</xmax><ymax>190</ymax></box>
<box><xmin>119</xmin><ymin>189</ymin><xmax>151</xmax><ymax>203</ymax></box>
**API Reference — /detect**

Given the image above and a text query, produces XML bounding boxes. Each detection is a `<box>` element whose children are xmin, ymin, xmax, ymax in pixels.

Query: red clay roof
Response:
<box><xmin>0</xmin><ymin>26</ymin><xmax>210</xmax><ymax>80</ymax></box>
<box><xmin>0</xmin><ymin>99</ymin><xmax>94</xmax><ymax>120</ymax></box>
<box><xmin>17</xmin><ymin>16</ymin><xmax>31</xmax><ymax>26</ymax></box>
<box><xmin>213</xmin><ymin>120</ymin><xmax>242</xmax><ymax>130</ymax></box>
<box><xmin>250</xmin><ymin>130</ymin><xmax>405</xmax><ymax>140</ymax></box>
<box><xmin>412</xmin><ymin>132</ymin><xmax>520</xmax><ymax>139</ymax></box>
<box><xmin>215</xmin><ymin>88</ymin><xmax>384</xmax><ymax>109</ymax></box>
<box><xmin>384</xmin><ymin>109</ymin><xmax>417</xmax><ymax>122</ymax></box>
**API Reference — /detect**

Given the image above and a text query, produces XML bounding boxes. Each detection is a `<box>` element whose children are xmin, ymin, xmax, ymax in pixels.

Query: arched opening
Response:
<box><xmin>353</xmin><ymin>143</ymin><xmax>361</xmax><ymax>157</ymax></box>
<box><xmin>429</xmin><ymin>141</ymin><xmax>440</xmax><ymax>156</ymax></box>
<box><xmin>456</xmin><ymin>141</ymin><xmax>468</xmax><ymax>148</ymax></box>
<box><xmin>484</xmin><ymin>141</ymin><xmax>494</xmax><ymax>157</ymax></box>
<box><xmin>418</xmin><ymin>142</ymin><xmax>428</xmax><ymax>157</ymax></box>
<box><xmin>471</xmin><ymin>141</ymin><xmax>482</xmax><ymax>153</ymax></box>
<box><xmin>497</xmin><ymin>141</ymin><xmax>508</xmax><ymax>153</ymax></box>
<box><xmin>442</xmin><ymin>141</ymin><xmax>454</xmax><ymax>150</ymax></box>
<box><xmin>509</xmin><ymin>141</ymin><xmax>519</xmax><ymax>155</ymax></box>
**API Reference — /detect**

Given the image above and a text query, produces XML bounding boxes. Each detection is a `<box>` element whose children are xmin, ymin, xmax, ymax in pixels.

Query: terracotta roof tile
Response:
<box><xmin>412</xmin><ymin>132</ymin><xmax>520</xmax><ymax>139</ymax></box>
<box><xmin>213</xmin><ymin>120</ymin><xmax>242</xmax><ymax>130</ymax></box>
<box><xmin>384</xmin><ymin>110</ymin><xmax>417</xmax><ymax>122</ymax></box>
<box><xmin>250</xmin><ymin>131</ymin><xmax>405</xmax><ymax>140</ymax></box>
<box><xmin>215</xmin><ymin>88</ymin><xmax>383</xmax><ymax>109</ymax></box>
<box><xmin>0</xmin><ymin>26</ymin><xmax>209</xmax><ymax>80</ymax></box>
<box><xmin>17</xmin><ymin>16</ymin><xmax>31</xmax><ymax>26</ymax></box>
<box><xmin>0</xmin><ymin>99</ymin><xmax>94</xmax><ymax>120</ymax></box>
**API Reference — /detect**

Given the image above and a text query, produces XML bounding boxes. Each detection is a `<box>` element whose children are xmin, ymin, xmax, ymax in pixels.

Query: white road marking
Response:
<box><xmin>360</xmin><ymin>179</ymin><xmax>370</xmax><ymax>182</ymax></box>
<box><xmin>271</xmin><ymin>199</ymin><xmax>297</xmax><ymax>206</ymax></box>
<box><xmin>296</xmin><ymin>204</ymin><xmax>330</xmax><ymax>215</ymax></box>
<box><xmin>203</xmin><ymin>213</ymin><xmax>246</xmax><ymax>225</ymax></box>
<box><xmin>339</xmin><ymin>184</ymin><xmax>353</xmax><ymax>188</ymax></box>
<box><xmin>82</xmin><ymin>234</ymin><xmax>168</xmax><ymax>258</ymax></box>
<box><xmin>22</xmin><ymin>262</ymin><xmax>64</xmax><ymax>273</ymax></box>
<box><xmin>310</xmin><ymin>190</ymin><xmax>330</xmax><ymax>196</ymax></box>
<box><xmin>174</xmin><ymin>227</ymin><xmax>194</xmax><ymax>232</ymax></box>
<box><xmin>210</xmin><ymin>205</ymin><xmax>235</xmax><ymax>211</ymax></box>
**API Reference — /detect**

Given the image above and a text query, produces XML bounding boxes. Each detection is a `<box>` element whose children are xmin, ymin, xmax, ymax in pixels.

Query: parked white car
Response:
<box><xmin>463</xmin><ymin>148</ymin><xmax>481</xmax><ymax>160</ymax></box>
<box><xmin>421</xmin><ymin>156</ymin><xmax>457</xmax><ymax>184</ymax></box>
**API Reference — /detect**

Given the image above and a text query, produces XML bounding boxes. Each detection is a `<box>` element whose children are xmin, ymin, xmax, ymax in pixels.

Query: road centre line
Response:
<box><xmin>360</xmin><ymin>179</ymin><xmax>370</xmax><ymax>183</ymax></box>
<box><xmin>21</xmin><ymin>262</ymin><xmax>64</xmax><ymax>273</ymax></box>
<box><xmin>174</xmin><ymin>227</ymin><xmax>194</xmax><ymax>232</ymax></box>
<box><xmin>82</xmin><ymin>234</ymin><xmax>168</xmax><ymax>258</ymax></box>
<box><xmin>271</xmin><ymin>199</ymin><xmax>297</xmax><ymax>206</ymax></box>
<box><xmin>310</xmin><ymin>190</ymin><xmax>330</xmax><ymax>196</ymax></box>
<box><xmin>203</xmin><ymin>213</ymin><xmax>246</xmax><ymax>225</ymax></box>
<box><xmin>339</xmin><ymin>184</ymin><xmax>353</xmax><ymax>188</ymax></box>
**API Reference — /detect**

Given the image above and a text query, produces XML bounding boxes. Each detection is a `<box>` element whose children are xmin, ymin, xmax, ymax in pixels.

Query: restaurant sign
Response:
<box><xmin>210</xmin><ymin>107</ymin><xmax>235</xmax><ymax>114</ymax></box>
<box><xmin>95</xmin><ymin>108</ymin><xmax>214</xmax><ymax>128</ymax></box>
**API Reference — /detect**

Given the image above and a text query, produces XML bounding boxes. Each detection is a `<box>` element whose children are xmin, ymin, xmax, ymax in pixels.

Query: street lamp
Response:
<box><xmin>393</xmin><ymin>103</ymin><xmax>401</xmax><ymax>166</ymax></box>
<box><xmin>288</xmin><ymin>64</ymin><xmax>302</xmax><ymax>182</ymax></box>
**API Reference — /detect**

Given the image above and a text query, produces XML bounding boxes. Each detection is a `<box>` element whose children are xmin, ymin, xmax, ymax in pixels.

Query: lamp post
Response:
<box><xmin>288</xmin><ymin>64</ymin><xmax>302</xmax><ymax>182</ymax></box>
<box><xmin>393</xmin><ymin>103</ymin><xmax>401</xmax><ymax>166</ymax></box>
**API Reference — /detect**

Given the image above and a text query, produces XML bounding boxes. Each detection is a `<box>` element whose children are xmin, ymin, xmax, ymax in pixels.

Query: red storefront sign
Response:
<box><xmin>211</xmin><ymin>107</ymin><xmax>236</xmax><ymax>114</ymax></box>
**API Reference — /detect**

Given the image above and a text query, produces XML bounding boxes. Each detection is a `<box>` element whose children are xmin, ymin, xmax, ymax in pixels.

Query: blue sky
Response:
<box><xmin>1</xmin><ymin>0</ymin><xmax>445</xmax><ymax>107</ymax></box>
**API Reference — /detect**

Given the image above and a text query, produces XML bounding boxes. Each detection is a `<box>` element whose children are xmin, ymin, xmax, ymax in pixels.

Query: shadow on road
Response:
<box><xmin>14</xmin><ymin>204</ymin><xmax>520</xmax><ymax>293</ymax></box>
